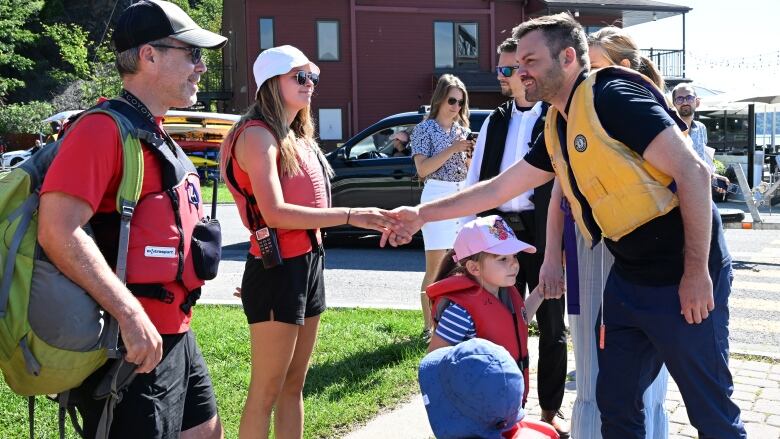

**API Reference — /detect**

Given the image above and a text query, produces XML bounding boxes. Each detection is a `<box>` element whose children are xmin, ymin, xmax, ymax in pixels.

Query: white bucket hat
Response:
<box><xmin>252</xmin><ymin>45</ymin><xmax>320</xmax><ymax>97</ymax></box>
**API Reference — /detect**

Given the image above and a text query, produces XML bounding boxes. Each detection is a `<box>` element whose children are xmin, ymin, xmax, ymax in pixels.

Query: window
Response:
<box><xmin>258</xmin><ymin>18</ymin><xmax>274</xmax><ymax>50</ymax></box>
<box><xmin>434</xmin><ymin>22</ymin><xmax>478</xmax><ymax>68</ymax></box>
<box><xmin>434</xmin><ymin>22</ymin><xmax>454</xmax><ymax>68</ymax></box>
<box><xmin>583</xmin><ymin>25</ymin><xmax>605</xmax><ymax>35</ymax></box>
<box><xmin>319</xmin><ymin>109</ymin><xmax>342</xmax><ymax>140</ymax></box>
<box><xmin>317</xmin><ymin>21</ymin><xmax>340</xmax><ymax>61</ymax></box>
<box><xmin>350</xmin><ymin>125</ymin><xmax>416</xmax><ymax>160</ymax></box>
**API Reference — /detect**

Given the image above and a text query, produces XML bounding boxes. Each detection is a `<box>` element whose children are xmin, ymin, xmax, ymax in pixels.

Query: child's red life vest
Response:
<box><xmin>427</xmin><ymin>275</ymin><xmax>531</xmax><ymax>406</ymax></box>
<box><xmin>502</xmin><ymin>419</ymin><xmax>560</xmax><ymax>438</ymax></box>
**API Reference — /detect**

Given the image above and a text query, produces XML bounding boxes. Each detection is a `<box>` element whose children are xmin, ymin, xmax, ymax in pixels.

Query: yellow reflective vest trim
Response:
<box><xmin>544</xmin><ymin>66</ymin><xmax>679</xmax><ymax>246</ymax></box>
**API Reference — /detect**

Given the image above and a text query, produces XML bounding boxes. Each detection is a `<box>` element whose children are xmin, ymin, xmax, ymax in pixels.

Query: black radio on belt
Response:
<box><xmin>502</xmin><ymin>213</ymin><xmax>526</xmax><ymax>232</ymax></box>
<box><xmin>255</xmin><ymin>227</ymin><xmax>283</xmax><ymax>268</ymax></box>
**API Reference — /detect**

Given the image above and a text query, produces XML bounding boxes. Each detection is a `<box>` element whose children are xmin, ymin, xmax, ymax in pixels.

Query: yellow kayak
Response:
<box><xmin>188</xmin><ymin>156</ymin><xmax>219</xmax><ymax>168</ymax></box>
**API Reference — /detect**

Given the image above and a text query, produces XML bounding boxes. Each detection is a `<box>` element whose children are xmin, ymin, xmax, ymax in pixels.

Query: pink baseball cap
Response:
<box><xmin>453</xmin><ymin>215</ymin><xmax>536</xmax><ymax>263</ymax></box>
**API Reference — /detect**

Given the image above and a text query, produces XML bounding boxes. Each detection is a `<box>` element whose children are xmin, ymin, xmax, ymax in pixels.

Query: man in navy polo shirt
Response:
<box><xmin>385</xmin><ymin>13</ymin><xmax>746</xmax><ymax>439</ymax></box>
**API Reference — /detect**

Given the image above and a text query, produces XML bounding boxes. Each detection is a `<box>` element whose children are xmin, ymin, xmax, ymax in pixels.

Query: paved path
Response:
<box><xmin>343</xmin><ymin>338</ymin><xmax>780</xmax><ymax>439</ymax></box>
<box><xmin>204</xmin><ymin>204</ymin><xmax>780</xmax><ymax>437</ymax></box>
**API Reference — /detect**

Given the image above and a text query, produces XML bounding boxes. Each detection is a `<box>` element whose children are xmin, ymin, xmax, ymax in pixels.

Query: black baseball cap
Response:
<box><xmin>112</xmin><ymin>0</ymin><xmax>227</xmax><ymax>53</ymax></box>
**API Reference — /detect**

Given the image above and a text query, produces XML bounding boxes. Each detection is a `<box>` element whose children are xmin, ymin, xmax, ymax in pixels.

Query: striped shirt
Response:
<box><xmin>435</xmin><ymin>303</ymin><xmax>477</xmax><ymax>344</ymax></box>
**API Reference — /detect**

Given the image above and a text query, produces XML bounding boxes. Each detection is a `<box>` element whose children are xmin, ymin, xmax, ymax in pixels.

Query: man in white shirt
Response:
<box><xmin>464</xmin><ymin>37</ymin><xmax>569</xmax><ymax>437</ymax></box>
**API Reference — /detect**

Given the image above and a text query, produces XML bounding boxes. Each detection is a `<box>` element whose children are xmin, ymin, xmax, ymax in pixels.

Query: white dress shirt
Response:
<box><xmin>465</xmin><ymin>100</ymin><xmax>545</xmax><ymax>213</ymax></box>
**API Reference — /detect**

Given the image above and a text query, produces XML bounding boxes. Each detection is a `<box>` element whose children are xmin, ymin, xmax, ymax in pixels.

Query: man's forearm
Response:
<box><xmin>676</xmin><ymin>164</ymin><xmax>713</xmax><ymax>272</ymax></box>
<box><xmin>419</xmin><ymin>159</ymin><xmax>554</xmax><ymax>222</ymax></box>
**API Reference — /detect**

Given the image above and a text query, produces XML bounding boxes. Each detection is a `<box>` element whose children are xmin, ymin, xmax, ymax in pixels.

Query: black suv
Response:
<box><xmin>325</xmin><ymin>108</ymin><xmax>491</xmax><ymax>238</ymax></box>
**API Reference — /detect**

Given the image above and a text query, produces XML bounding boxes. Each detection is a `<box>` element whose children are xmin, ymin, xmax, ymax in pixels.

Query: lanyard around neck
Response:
<box><xmin>120</xmin><ymin>89</ymin><xmax>158</xmax><ymax>128</ymax></box>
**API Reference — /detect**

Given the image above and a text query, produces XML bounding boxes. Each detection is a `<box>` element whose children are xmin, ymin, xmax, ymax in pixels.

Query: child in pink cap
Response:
<box><xmin>426</xmin><ymin>215</ymin><xmax>547</xmax><ymax>408</ymax></box>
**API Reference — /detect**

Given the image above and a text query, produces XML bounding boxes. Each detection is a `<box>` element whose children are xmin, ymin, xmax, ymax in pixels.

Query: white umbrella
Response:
<box><xmin>42</xmin><ymin>110</ymin><xmax>83</xmax><ymax>124</ymax></box>
<box><xmin>734</xmin><ymin>91</ymin><xmax>780</xmax><ymax>105</ymax></box>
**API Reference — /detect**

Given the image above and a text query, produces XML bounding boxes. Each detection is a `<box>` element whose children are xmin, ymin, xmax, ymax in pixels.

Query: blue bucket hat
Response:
<box><xmin>418</xmin><ymin>338</ymin><xmax>525</xmax><ymax>439</ymax></box>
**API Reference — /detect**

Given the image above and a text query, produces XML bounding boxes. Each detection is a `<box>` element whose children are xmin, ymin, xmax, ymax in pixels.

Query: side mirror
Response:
<box><xmin>336</xmin><ymin>148</ymin><xmax>347</xmax><ymax>161</ymax></box>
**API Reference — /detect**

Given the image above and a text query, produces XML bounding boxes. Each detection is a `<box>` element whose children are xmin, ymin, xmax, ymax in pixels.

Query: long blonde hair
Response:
<box><xmin>587</xmin><ymin>26</ymin><xmax>665</xmax><ymax>90</ymax></box>
<box><xmin>427</xmin><ymin>74</ymin><xmax>470</xmax><ymax>129</ymax></box>
<box><xmin>229</xmin><ymin>75</ymin><xmax>327</xmax><ymax>177</ymax></box>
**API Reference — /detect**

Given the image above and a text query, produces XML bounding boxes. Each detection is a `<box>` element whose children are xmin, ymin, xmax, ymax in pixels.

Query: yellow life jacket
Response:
<box><xmin>544</xmin><ymin>66</ymin><xmax>680</xmax><ymax>246</ymax></box>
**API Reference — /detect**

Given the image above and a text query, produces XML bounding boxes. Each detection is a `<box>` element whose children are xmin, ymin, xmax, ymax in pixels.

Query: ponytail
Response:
<box><xmin>433</xmin><ymin>249</ymin><xmax>483</xmax><ymax>285</ymax></box>
<box><xmin>637</xmin><ymin>55</ymin><xmax>665</xmax><ymax>90</ymax></box>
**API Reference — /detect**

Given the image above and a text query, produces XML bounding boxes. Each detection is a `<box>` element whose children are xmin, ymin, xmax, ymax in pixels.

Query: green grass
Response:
<box><xmin>0</xmin><ymin>306</ymin><xmax>428</xmax><ymax>438</ymax></box>
<box><xmin>200</xmin><ymin>178</ymin><xmax>235</xmax><ymax>204</ymax></box>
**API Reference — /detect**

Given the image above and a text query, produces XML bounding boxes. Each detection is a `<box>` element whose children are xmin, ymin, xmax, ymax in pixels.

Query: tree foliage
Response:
<box><xmin>0</xmin><ymin>0</ymin><xmax>44</xmax><ymax>100</ymax></box>
<box><xmin>43</xmin><ymin>23</ymin><xmax>91</xmax><ymax>82</ymax></box>
<box><xmin>0</xmin><ymin>100</ymin><xmax>53</xmax><ymax>134</ymax></box>
<box><xmin>2</xmin><ymin>0</ymin><xmax>226</xmax><ymax>115</ymax></box>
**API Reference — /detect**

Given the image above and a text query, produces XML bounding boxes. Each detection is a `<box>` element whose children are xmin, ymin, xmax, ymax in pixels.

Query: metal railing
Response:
<box><xmin>199</xmin><ymin>65</ymin><xmax>232</xmax><ymax>95</ymax></box>
<box><xmin>641</xmin><ymin>48</ymin><xmax>684</xmax><ymax>79</ymax></box>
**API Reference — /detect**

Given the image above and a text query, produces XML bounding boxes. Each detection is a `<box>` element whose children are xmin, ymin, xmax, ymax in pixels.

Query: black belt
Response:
<box><xmin>127</xmin><ymin>283</ymin><xmax>201</xmax><ymax>314</ymax></box>
<box><xmin>482</xmin><ymin>209</ymin><xmax>535</xmax><ymax>233</ymax></box>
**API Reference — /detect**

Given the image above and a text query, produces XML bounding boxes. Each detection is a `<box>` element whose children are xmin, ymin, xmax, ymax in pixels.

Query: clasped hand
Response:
<box><xmin>346</xmin><ymin>207</ymin><xmax>414</xmax><ymax>245</ymax></box>
<box><xmin>378</xmin><ymin>206</ymin><xmax>423</xmax><ymax>247</ymax></box>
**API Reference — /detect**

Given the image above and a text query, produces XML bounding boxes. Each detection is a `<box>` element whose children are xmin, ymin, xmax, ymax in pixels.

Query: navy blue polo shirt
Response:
<box><xmin>525</xmin><ymin>72</ymin><xmax>730</xmax><ymax>285</ymax></box>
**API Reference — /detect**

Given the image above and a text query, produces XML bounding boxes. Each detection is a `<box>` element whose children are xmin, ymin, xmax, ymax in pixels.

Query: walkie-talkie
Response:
<box><xmin>256</xmin><ymin>227</ymin><xmax>283</xmax><ymax>268</ymax></box>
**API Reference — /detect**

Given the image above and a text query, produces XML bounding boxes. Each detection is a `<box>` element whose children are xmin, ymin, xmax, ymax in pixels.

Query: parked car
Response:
<box><xmin>324</xmin><ymin>107</ymin><xmax>491</xmax><ymax>239</ymax></box>
<box><xmin>1</xmin><ymin>148</ymin><xmax>33</xmax><ymax>167</ymax></box>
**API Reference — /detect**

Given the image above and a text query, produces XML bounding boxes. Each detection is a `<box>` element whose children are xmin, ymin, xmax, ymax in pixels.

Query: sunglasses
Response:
<box><xmin>295</xmin><ymin>71</ymin><xmax>320</xmax><ymax>86</ymax></box>
<box><xmin>674</xmin><ymin>95</ymin><xmax>697</xmax><ymax>105</ymax></box>
<box><xmin>150</xmin><ymin>44</ymin><xmax>202</xmax><ymax>64</ymax></box>
<box><xmin>496</xmin><ymin>65</ymin><xmax>520</xmax><ymax>78</ymax></box>
<box><xmin>447</xmin><ymin>97</ymin><xmax>465</xmax><ymax>107</ymax></box>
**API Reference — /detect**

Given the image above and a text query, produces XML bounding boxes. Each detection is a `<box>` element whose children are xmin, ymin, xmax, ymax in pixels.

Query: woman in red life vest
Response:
<box><xmin>426</xmin><ymin>215</ymin><xmax>547</xmax><ymax>407</ymax></box>
<box><xmin>220</xmin><ymin>45</ymin><xmax>403</xmax><ymax>439</ymax></box>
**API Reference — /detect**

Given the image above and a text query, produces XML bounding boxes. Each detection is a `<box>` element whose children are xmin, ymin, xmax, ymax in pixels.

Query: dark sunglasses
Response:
<box><xmin>496</xmin><ymin>65</ymin><xmax>520</xmax><ymax>78</ymax></box>
<box><xmin>150</xmin><ymin>44</ymin><xmax>202</xmax><ymax>64</ymax></box>
<box><xmin>447</xmin><ymin>97</ymin><xmax>465</xmax><ymax>106</ymax></box>
<box><xmin>674</xmin><ymin>95</ymin><xmax>697</xmax><ymax>105</ymax></box>
<box><xmin>295</xmin><ymin>71</ymin><xmax>319</xmax><ymax>86</ymax></box>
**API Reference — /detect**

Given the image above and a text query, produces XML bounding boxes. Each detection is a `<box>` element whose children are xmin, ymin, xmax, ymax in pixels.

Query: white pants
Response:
<box><xmin>569</xmin><ymin>229</ymin><xmax>669</xmax><ymax>439</ymax></box>
<box><xmin>420</xmin><ymin>179</ymin><xmax>471</xmax><ymax>250</ymax></box>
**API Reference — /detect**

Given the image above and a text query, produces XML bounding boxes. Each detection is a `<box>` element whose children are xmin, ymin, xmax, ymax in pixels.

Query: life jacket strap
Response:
<box><xmin>127</xmin><ymin>283</ymin><xmax>174</xmax><ymax>304</ymax></box>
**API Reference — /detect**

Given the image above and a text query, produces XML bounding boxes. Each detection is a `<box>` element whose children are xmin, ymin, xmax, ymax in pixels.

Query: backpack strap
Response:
<box><xmin>86</xmin><ymin>109</ymin><xmax>144</xmax><ymax>361</ymax></box>
<box><xmin>28</xmin><ymin>396</ymin><xmax>35</xmax><ymax>439</ymax></box>
<box><xmin>0</xmin><ymin>193</ymin><xmax>40</xmax><ymax>318</ymax></box>
<box><xmin>84</xmin><ymin>109</ymin><xmax>144</xmax><ymax>439</ymax></box>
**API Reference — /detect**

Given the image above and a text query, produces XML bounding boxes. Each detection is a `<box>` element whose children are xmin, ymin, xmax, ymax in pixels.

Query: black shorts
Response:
<box><xmin>73</xmin><ymin>331</ymin><xmax>218</xmax><ymax>438</ymax></box>
<box><xmin>241</xmin><ymin>248</ymin><xmax>326</xmax><ymax>325</ymax></box>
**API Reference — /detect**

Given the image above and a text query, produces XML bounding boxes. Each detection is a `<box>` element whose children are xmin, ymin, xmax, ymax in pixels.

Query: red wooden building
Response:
<box><xmin>216</xmin><ymin>0</ymin><xmax>690</xmax><ymax>149</ymax></box>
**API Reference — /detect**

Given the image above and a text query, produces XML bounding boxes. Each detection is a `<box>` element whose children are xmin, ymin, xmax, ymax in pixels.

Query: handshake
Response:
<box><xmin>351</xmin><ymin>206</ymin><xmax>424</xmax><ymax>248</ymax></box>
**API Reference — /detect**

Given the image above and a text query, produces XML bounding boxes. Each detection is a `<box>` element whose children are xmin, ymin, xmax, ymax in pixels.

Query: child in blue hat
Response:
<box><xmin>419</xmin><ymin>338</ymin><xmax>558</xmax><ymax>438</ymax></box>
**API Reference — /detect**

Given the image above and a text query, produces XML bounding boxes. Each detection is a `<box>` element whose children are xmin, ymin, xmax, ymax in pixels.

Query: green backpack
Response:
<box><xmin>0</xmin><ymin>106</ymin><xmax>143</xmax><ymax>398</ymax></box>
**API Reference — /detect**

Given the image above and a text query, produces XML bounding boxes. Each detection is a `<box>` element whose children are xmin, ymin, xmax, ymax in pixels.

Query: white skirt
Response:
<box><xmin>420</xmin><ymin>179</ymin><xmax>471</xmax><ymax>250</ymax></box>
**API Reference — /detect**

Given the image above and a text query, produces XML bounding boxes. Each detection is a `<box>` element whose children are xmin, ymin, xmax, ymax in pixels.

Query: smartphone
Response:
<box><xmin>255</xmin><ymin>227</ymin><xmax>283</xmax><ymax>268</ymax></box>
<box><xmin>466</xmin><ymin>132</ymin><xmax>479</xmax><ymax>141</ymax></box>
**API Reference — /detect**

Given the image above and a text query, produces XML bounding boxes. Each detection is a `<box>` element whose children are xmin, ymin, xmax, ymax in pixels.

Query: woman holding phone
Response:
<box><xmin>409</xmin><ymin>74</ymin><xmax>475</xmax><ymax>340</ymax></box>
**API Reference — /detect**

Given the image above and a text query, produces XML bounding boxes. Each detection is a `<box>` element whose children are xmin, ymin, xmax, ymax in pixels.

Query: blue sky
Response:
<box><xmin>624</xmin><ymin>0</ymin><xmax>780</xmax><ymax>94</ymax></box>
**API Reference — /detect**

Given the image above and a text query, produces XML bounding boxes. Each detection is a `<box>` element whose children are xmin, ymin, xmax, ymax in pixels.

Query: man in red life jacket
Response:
<box><xmin>37</xmin><ymin>1</ymin><xmax>227</xmax><ymax>437</ymax></box>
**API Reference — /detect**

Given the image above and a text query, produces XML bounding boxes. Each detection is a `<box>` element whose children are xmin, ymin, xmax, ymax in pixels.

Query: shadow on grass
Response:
<box><xmin>304</xmin><ymin>337</ymin><xmax>427</xmax><ymax>402</ymax></box>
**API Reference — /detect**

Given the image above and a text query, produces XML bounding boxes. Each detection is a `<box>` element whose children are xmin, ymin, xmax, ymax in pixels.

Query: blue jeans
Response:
<box><xmin>596</xmin><ymin>263</ymin><xmax>746</xmax><ymax>439</ymax></box>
